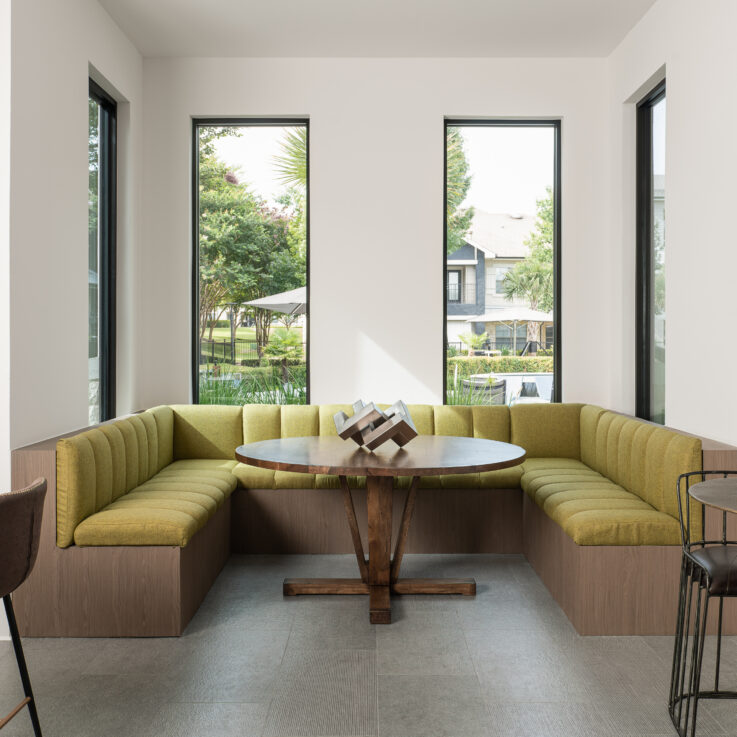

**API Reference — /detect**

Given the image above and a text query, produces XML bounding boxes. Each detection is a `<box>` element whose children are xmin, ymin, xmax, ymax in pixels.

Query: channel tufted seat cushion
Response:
<box><xmin>73</xmin><ymin>459</ymin><xmax>238</xmax><ymax>546</ymax></box>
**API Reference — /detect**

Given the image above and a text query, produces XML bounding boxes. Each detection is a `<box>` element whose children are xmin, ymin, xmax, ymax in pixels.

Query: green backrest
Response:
<box><xmin>580</xmin><ymin>405</ymin><xmax>702</xmax><ymax>528</ymax></box>
<box><xmin>241</xmin><ymin>403</ymin><xmax>510</xmax><ymax>443</ymax></box>
<box><xmin>55</xmin><ymin>406</ymin><xmax>174</xmax><ymax>548</ymax></box>
<box><xmin>171</xmin><ymin>404</ymin><xmax>243</xmax><ymax>459</ymax></box>
<box><xmin>509</xmin><ymin>403</ymin><xmax>584</xmax><ymax>458</ymax></box>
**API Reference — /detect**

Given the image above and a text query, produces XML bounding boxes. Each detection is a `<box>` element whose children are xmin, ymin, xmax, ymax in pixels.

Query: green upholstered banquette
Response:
<box><xmin>55</xmin><ymin>403</ymin><xmax>702</xmax><ymax>549</ymax></box>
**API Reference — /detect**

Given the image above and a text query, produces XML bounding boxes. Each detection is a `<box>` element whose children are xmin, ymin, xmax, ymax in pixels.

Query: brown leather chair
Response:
<box><xmin>0</xmin><ymin>478</ymin><xmax>46</xmax><ymax>736</ymax></box>
<box><xmin>670</xmin><ymin>471</ymin><xmax>737</xmax><ymax>737</ymax></box>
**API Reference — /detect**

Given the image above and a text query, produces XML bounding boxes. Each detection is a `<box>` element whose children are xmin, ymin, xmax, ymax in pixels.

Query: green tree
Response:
<box><xmin>273</xmin><ymin>127</ymin><xmax>307</xmax><ymax>191</ymax></box>
<box><xmin>265</xmin><ymin>330</ymin><xmax>304</xmax><ymax>383</ymax></box>
<box><xmin>197</xmin><ymin>128</ymin><xmax>303</xmax><ymax>357</ymax></box>
<box><xmin>502</xmin><ymin>187</ymin><xmax>555</xmax><ymax>347</ymax></box>
<box><xmin>446</xmin><ymin>127</ymin><xmax>474</xmax><ymax>254</ymax></box>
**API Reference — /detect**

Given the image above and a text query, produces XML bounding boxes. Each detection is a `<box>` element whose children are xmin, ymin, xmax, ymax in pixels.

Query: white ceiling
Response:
<box><xmin>97</xmin><ymin>0</ymin><xmax>657</xmax><ymax>58</ymax></box>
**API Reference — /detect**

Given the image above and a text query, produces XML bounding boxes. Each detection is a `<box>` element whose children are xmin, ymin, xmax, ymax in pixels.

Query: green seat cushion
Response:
<box><xmin>74</xmin><ymin>507</ymin><xmax>202</xmax><ymax>547</ymax></box>
<box><xmin>522</xmin><ymin>458</ymin><xmax>591</xmax><ymax>473</ymax></box>
<box><xmin>563</xmin><ymin>509</ymin><xmax>681</xmax><ymax>546</ymax></box>
<box><xmin>73</xmin><ymin>459</ymin><xmax>239</xmax><ymax>547</ymax></box>
<box><xmin>437</xmin><ymin>466</ymin><xmax>524</xmax><ymax>489</ymax></box>
<box><xmin>233</xmin><ymin>463</ymin><xmax>276</xmax><ymax>489</ymax></box>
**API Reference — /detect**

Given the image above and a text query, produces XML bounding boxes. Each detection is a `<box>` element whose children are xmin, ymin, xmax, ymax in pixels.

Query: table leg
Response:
<box><xmin>282</xmin><ymin>473</ymin><xmax>475</xmax><ymax>622</ymax></box>
<box><xmin>367</xmin><ymin>475</ymin><xmax>393</xmax><ymax>624</ymax></box>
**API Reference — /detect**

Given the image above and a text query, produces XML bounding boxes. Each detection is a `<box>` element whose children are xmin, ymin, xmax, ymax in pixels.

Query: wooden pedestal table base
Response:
<box><xmin>283</xmin><ymin>476</ymin><xmax>475</xmax><ymax>623</ymax></box>
<box><xmin>235</xmin><ymin>435</ymin><xmax>526</xmax><ymax>624</ymax></box>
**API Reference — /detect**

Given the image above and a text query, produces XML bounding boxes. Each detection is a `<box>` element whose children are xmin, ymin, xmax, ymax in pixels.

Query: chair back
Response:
<box><xmin>676</xmin><ymin>471</ymin><xmax>737</xmax><ymax>551</ymax></box>
<box><xmin>0</xmin><ymin>478</ymin><xmax>47</xmax><ymax>598</ymax></box>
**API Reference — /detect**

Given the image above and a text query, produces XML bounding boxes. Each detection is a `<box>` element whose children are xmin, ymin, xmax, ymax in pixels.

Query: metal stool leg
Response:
<box><xmin>689</xmin><ymin>590</ymin><xmax>710</xmax><ymax>737</ymax></box>
<box><xmin>715</xmin><ymin>596</ymin><xmax>724</xmax><ymax>693</ymax></box>
<box><xmin>670</xmin><ymin>556</ymin><xmax>689</xmax><ymax>709</ymax></box>
<box><xmin>3</xmin><ymin>595</ymin><xmax>42</xmax><ymax>736</ymax></box>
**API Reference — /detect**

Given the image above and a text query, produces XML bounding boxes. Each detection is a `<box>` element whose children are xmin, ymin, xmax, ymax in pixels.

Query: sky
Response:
<box><xmin>213</xmin><ymin>124</ymin><xmax>556</xmax><ymax>216</ymax></box>
<box><xmin>457</xmin><ymin>126</ymin><xmax>555</xmax><ymax>215</ymax></box>
<box><xmin>214</xmin><ymin>126</ymin><xmax>296</xmax><ymax>206</ymax></box>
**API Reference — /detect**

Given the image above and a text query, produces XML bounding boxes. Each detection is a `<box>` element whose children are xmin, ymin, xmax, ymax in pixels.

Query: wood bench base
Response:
<box><xmin>523</xmin><ymin>493</ymin><xmax>737</xmax><ymax>635</ymax></box>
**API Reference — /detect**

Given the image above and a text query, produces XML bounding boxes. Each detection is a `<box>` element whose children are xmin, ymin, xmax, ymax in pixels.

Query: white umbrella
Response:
<box><xmin>468</xmin><ymin>307</ymin><xmax>552</xmax><ymax>323</ymax></box>
<box><xmin>468</xmin><ymin>307</ymin><xmax>552</xmax><ymax>353</ymax></box>
<box><xmin>245</xmin><ymin>286</ymin><xmax>307</xmax><ymax>315</ymax></box>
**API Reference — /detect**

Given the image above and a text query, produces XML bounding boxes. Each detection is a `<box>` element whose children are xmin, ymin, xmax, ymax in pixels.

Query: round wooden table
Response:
<box><xmin>235</xmin><ymin>435</ymin><xmax>526</xmax><ymax>623</ymax></box>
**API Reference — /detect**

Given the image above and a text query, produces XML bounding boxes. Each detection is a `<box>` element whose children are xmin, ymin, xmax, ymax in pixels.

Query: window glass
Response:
<box><xmin>445</xmin><ymin>123</ymin><xmax>559</xmax><ymax>403</ymax></box>
<box><xmin>636</xmin><ymin>83</ymin><xmax>666</xmax><ymax>424</ymax></box>
<box><xmin>88</xmin><ymin>82</ymin><xmax>115</xmax><ymax>424</ymax></box>
<box><xmin>195</xmin><ymin>123</ymin><xmax>308</xmax><ymax>405</ymax></box>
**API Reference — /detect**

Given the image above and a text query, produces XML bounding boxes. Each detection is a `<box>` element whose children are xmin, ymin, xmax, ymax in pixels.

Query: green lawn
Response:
<box><xmin>203</xmin><ymin>326</ymin><xmax>303</xmax><ymax>342</ymax></box>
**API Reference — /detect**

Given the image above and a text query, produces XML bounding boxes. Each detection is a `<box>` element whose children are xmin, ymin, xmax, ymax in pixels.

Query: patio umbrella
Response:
<box><xmin>245</xmin><ymin>286</ymin><xmax>307</xmax><ymax>315</ymax></box>
<box><xmin>467</xmin><ymin>307</ymin><xmax>553</xmax><ymax>353</ymax></box>
<box><xmin>468</xmin><ymin>307</ymin><xmax>553</xmax><ymax>324</ymax></box>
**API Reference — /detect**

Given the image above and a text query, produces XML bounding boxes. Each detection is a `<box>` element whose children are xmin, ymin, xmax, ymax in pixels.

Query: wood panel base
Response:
<box><xmin>230</xmin><ymin>486</ymin><xmax>523</xmax><ymax>554</ymax></box>
<box><xmin>12</xmin><ymin>500</ymin><xmax>231</xmax><ymax>638</ymax></box>
<box><xmin>522</xmin><ymin>493</ymin><xmax>737</xmax><ymax>635</ymax></box>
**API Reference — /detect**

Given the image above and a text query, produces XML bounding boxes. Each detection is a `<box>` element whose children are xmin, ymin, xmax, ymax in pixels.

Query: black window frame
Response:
<box><xmin>443</xmin><ymin>119</ymin><xmax>562</xmax><ymax>402</ymax></box>
<box><xmin>191</xmin><ymin>117</ymin><xmax>310</xmax><ymax>404</ymax></box>
<box><xmin>635</xmin><ymin>80</ymin><xmax>666</xmax><ymax>422</ymax></box>
<box><xmin>447</xmin><ymin>268</ymin><xmax>462</xmax><ymax>303</ymax></box>
<box><xmin>89</xmin><ymin>78</ymin><xmax>117</xmax><ymax>422</ymax></box>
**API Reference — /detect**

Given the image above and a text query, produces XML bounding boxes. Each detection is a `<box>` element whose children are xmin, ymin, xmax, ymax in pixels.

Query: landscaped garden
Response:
<box><xmin>196</xmin><ymin>124</ymin><xmax>308</xmax><ymax>405</ymax></box>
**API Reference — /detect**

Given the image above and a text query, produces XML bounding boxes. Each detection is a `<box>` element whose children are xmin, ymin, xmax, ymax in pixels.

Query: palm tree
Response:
<box><xmin>502</xmin><ymin>261</ymin><xmax>552</xmax><ymax>346</ymax></box>
<box><xmin>273</xmin><ymin>127</ymin><xmax>307</xmax><ymax>191</ymax></box>
<box><xmin>459</xmin><ymin>331</ymin><xmax>488</xmax><ymax>356</ymax></box>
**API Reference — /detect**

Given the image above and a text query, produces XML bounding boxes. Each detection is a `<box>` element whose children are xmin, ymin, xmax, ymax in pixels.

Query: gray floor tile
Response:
<box><xmin>144</xmin><ymin>702</ymin><xmax>269</xmax><ymax>737</ymax></box>
<box><xmin>378</xmin><ymin>675</ymin><xmax>490</xmax><ymax>737</ymax></box>
<box><xmin>2</xmin><ymin>554</ymin><xmax>729</xmax><ymax>737</ymax></box>
<box><xmin>377</xmin><ymin>612</ymin><xmax>474</xmax><ymax>676</ymax></box>
<box><xmin>263</xmin><ymin>649</ymin><xmax>377</xmax><ymax>736</ymax></box>
<box><xmin>288</xmin><ymin>608</ymin><xmax>377</xmax><ymax>650</ymax></box>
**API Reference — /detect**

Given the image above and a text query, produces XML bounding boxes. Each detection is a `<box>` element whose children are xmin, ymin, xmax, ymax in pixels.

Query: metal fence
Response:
<box><xmin>447</xmin><ymin>339</ymin><xmax>553</xmax><ymax>354</ymax></box>
<box><xmin>200</xmin><ymin>338</ymin><xmax>261</xmax><ymax>364</ymax></box>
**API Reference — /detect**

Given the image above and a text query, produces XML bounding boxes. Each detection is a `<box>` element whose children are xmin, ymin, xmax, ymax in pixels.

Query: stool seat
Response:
<box><xmin>690</xmin><ymin>546</ymin><xmax>737</xmax><ymax>596</ymax></box>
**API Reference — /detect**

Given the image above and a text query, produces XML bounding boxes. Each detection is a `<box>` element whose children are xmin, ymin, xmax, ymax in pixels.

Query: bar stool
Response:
<box><xmin>0</xmin><ymin>478</ymin><xmax>46</xmax><ymax>736</ymax></box>
<box><xmin>670</xmin><ymin>471</ymin><xmax>737</xmax><ymax>737</ymax></box>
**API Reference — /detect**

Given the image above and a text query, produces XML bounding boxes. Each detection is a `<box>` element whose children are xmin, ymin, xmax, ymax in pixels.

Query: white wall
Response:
<box><xmin>140</xmin><ymin>57</ymin><xmax>610</xmax><ymax>408</ymax></box>
<box><xmin>9</xmin><ymin>0</ymin><xmax>143</xmax><ymax>449</ymax></box>
<box><xmin>606</xmin><ymin>0</ymin><xmax>737</xmax><ymax>444</ymax></box>
<box><xmin>0</xmin><ymin>0</ymin><xmax>10</xmax><ymax>640</ymax></box>
<box><xmin>0</xmin><ymin>0</ymin><xmax>9</xmax><ymax>493</ymax></box>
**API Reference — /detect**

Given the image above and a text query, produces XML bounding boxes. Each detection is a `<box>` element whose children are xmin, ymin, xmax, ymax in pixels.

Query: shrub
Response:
<box><xmin>447</xmin><ymin>355</ymin><xmax>554</xmax><ymax>379</ymax></box>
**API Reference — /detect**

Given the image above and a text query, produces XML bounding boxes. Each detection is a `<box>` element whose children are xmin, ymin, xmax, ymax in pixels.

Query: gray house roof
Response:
<box><xmin>461</xmin><ymin>211</ymin><xmax>535</xmax><ymax>259</ymax></box>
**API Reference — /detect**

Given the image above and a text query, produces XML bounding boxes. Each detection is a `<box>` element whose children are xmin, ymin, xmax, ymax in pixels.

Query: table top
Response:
<box><xmin>235</xmin><ymin>435</ymin><xmax>526</xmax><ymax>477</ymax></box>
<box><xmin>688</xmin><ymin>477</ymin><xmax>737</xmax><ymax>514</ymax></box>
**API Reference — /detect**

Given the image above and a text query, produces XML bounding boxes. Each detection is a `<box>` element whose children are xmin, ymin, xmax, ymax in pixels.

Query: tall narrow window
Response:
<box><xmin>193</xmin><ymin>120</ymin><xmax>309</xmax><ymax>405</ymax></box>
<box><xmin>88</xmin><ymin>80</ymin><xmax>116</xmax><ymax>424</ymax></box>
<box><xmin>444</xmin><ymin>121</ymin><xmax>561</xmax><ymax>406</ymax></box>
<box><xmin>636</xmin><ymin>82</ymin><xmax>666</xmax><ymax>424</ymax></box>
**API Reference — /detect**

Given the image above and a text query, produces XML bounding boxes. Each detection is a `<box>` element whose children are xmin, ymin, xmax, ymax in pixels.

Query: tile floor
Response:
<box><xmin>1</xmin><ymin>554</ymin><xmax>736</xmax><ymax>737</ymax></box>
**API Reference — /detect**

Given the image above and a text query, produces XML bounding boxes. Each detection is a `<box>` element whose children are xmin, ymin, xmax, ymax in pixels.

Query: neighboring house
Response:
<box><xmin>447</xmin><ymin>211</ymin><xmax>552</xmax><ymax>349</ymax></box>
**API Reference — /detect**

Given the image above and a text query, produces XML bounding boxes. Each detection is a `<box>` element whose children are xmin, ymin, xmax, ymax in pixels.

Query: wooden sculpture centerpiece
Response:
<box><xmin>333</xmin><ymin>400</ymin><xmax>418</xmax><ymax>451</ymax></box>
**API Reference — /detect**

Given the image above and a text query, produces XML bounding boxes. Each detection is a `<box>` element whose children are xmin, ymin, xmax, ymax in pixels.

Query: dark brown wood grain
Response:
<box><xmin>235</xmin><ymin>435</ymin><xmax>526</xmax><ymax>477</ymax></box>
<box><xmin>367</xmin><ymin>476</ymin><xmax>393</xmax><ymax>623</ymax></box>
<box><xmin>339</xmin><ymin>475</ymin><xmax>368</xmax><ymax>582</ymax></box>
